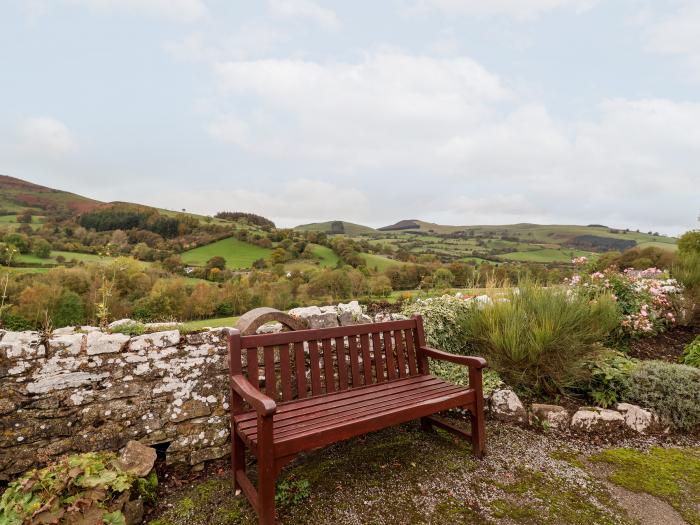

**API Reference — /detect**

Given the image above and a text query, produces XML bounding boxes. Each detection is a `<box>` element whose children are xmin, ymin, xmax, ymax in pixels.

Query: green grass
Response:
<box><xmin>310</xmin><ymin>244</ymin><xmax>339</xmax><ymax>268</ymax></box>
<box><xmin>590</xmin><ymin>447</ymin><xmax>700</xmax><ymax>524</ymax></box>
<box><xmin>360</xmin><ymin>253</ymin><xmax>403</xmax><ymax>272</ymax></box>
<box><xmin>502</xmin><ymin>248</ymin><xmax>597</xmax><ymax>263</ymax></box>
<box><xmin>636</xmin><ymin>241</ymin><xmax>678</xmax><ymax>251</ymax></box>
<box><xmin>294</xmin><ymin>221</ymin><xmax>376</xmax><ymax>235</ymax></box>
<box><xmin>0</xmin><ymin>265</ymin><xmax>50</xmax><ymax>274</ymax></box>
<box><xmin>182</xmin><ymin>316</ymin><xmax>240</xmax><ymax>331</ymax></box>
<box><xmin>181</xmin><ymin>237</ymin><xmax>272</xmax><ymax>269</ymax></box>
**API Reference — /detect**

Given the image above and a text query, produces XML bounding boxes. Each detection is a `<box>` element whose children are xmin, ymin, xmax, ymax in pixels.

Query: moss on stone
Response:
<box><xmin>590</xmin><ymin>447</ymin><xmax>700</xmax><ymax>524</ymax></box>
<box><xmin>549</xmin><ymin>448</ymin><xmax>585</xmax><ymax>469</ymax></box>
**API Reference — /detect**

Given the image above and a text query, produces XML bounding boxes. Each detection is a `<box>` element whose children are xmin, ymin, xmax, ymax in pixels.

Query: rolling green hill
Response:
<box><xmin>0</xmin><ymin>174</ymin><xmax>103</xmax><ymax>213</ymax></box>
<box><xmin>181</xmin><ymin>237</ymin><xmax>272</xmax><ymax>269</ymax></box>
<box><xmin>294</xmin><ymin>221</ymin><xmax>376</xmax><ymax>235</ymax></box>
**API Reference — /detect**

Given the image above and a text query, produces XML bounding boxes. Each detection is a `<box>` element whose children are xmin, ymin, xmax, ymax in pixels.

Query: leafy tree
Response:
<box><xmin>3</xmin><ymin>233</ymin><xmax>30</xmax><ymax>254</ymax></box>
<box><xmin>206</xmin><ymin>256</ymin><xmax>226</xmax><ymax>271</ymax></box>
<box><xmin>678</xmin><ymin>230</ymin><xmax>700</xmax><ymax>255</ymax></box>
<box><xmin>32</xmin><ymin>238</ymin><xmax>52</xmax><ymax>259</ymax></box>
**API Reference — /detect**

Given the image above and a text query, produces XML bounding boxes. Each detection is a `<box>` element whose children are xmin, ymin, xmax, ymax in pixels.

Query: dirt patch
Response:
<box><xmin>627</xmin><ymin>325</ymin><xmax>700</xmax><ymax>362</ymax></box>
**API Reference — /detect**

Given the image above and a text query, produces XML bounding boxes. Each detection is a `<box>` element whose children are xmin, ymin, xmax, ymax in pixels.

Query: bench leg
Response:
<box><xmin>231</xmin><ymin>431</ymin><xmax>245</xmax><ymax>491</ymax></box>
<box><xmin>469</xmin><ymin>407</ymin><xmax>486</xmax><ymax>458</ymax></box>
<box><xmin>257</xmin><ymin>455</ymin><xmax>277</xmax><ymax>524</ymax></box>
<box><xmin>420</xmin><ymin>416</ymin><xmax>434</xmax><ymax>432</ymax></box>
<box><xmin>257</xmin><ymin>416</ymin><xmax>277</xmax><ymax>525</ymax></box>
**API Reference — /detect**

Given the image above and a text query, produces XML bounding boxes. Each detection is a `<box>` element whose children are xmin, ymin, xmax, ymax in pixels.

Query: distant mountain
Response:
<box><xmin>0</xmin><ymin>174</ymin><xmax>103</xmax><ymax>214</ymax></box>
<box><xmin>294</xmin><ymin>220</ymin><xmax>376</xmax><ymax>235</ymax></box>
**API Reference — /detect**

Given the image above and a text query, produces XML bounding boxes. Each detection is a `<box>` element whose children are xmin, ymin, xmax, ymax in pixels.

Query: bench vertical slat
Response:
<box><xmin>347</xmin><ymin>335</ymin><xmax>361</xmax><ymax>387</ymax></box>
<box><xmin>308</xmin><ymin>340</ymin><xmax>322</xmax><ymax>396</ymax></box>
<box><xmin>293</xmin><ymin>341</ymin><xmax>307</xmax><ymax>399</ymax></box>
<box><xmin>413</xmin><ymin>315</ymin><xmax>430</xmax><ymax>374</ymax></box>
<box><xmin>279</xmin><ymin>344</ymin><xmax>293</xmax><ymax>402</ymax></box>
<box><xmin>383</xmin><ymin>331</ymin><xmax>397</xmax><ymax>381</ymax></box>
<box><xmin>264</xmin><ymin>346</ymin><xmax>276</xmax><ymax>399</ymax></box>
<box><xmin>360</xmin><ymin>333</ymin><xmax>373</xmax><ymax>385</ymax></box>
<box><xmin>335</xmin><ymin>336</ymin><xmax>349</xmax><ymax>391</ymax></box>
<box><xmin>247</xmin><ymin>347</ymin><xmax>260</xmax><ymax>390</ymax></box>
<box><xmin>404</xmin><ymin>329</ymin><xmax>418</xmax><ymax>376</ymax></box>
<box><xmin>394</xmin><ymin>329</ymin><xmax>406</xmax><ymax>378</ymax></box>
<box><xmin>321</xmin><ymin>338</ymin><xmax>336</xmax><ymax>393</ymax></box>
<box><xmin>371</xmin><ymin>332</ymin><xmax>385</xmax><ymax>382</ymax></box>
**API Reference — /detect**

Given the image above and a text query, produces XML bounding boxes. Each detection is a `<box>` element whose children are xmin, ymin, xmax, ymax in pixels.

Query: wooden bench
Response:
<box><xmin>227</xmin><ymin>314</ymin><xmax>487</xmax><ymax>524</ymax></box>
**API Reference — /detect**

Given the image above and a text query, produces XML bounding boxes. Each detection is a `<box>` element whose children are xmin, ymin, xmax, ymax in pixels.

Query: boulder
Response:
<box><xmin>530</xmin><ymin>404</ymin><xmax>569</xmax><ymax>430</ymax></box>
<box><xmin>490</xmin><ymin>389</ymin><xmax>526</xmax><ymax>423</ymax></box>
<box><xmin>108</xmin><ymin>319</ymin><xmax>135</xmax><ymax>330</ymax></box>
<box><xmin>256</xmin><ymin>322</ymin><xmax>284</xmax><ymax>334</ymax></box>
<box><xmin>570</xmin><ymin>407</ymin><xmax>624</xmax><ymax>433</ymax></box>
<box><xmin>288</xmin><ymin>306</ymin><xmax>339</xmax><ymax>329</ymax></box>
<box><xmin>615</xmin><ymin>403</ymin><xmax>657</xmax><ymax>434</ymax></box>
<box><xmin>117</xmin><ymin>440</ymin><xmax>157</xmax><ymax>477</ymax></box>
<box><xmin>86</xmin><ymin>331</ymin><xmax>130</xmax><ymax>355</ymax></box>
<box><xmin>337</xmin><ymin>301</ymin><xmax>363</xmax><ymax>326</ymax></box>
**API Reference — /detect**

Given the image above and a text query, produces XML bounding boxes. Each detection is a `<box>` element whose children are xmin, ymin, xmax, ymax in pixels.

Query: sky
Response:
<box><xmin>1</xmin><ymin>0</ymin><xmax>699</xmax><ymax>234</ymax></box>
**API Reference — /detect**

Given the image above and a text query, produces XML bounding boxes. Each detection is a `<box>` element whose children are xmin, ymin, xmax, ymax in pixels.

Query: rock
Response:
<box><xmin>337</xmin><ymin>301</ymin><xmax>363</xmax><ymax>326</ymax></box>
<box><xmin>86</xmin><ymin>332</ymin><xmax>130</xmax><ymax>355</ymax></box>
<box><xmin>51</xmin><ymin>326</ymin><xmax>76</xmax><ymax>336</ymax></box>
<box><xmin>129</xmin><ymin>330</ymin><xmax>180</xmax><ymax>351</ymax></box>
<box><xmin>117</xmin><ymin>440</ymin><xmax>157</xmax><ymax>477</ymax></box>
<box><xmin>570</xmin><ymin>407</ymin><xmax>624</xmax><ymax>433</ymax></box>
<box><xmin>490</xmin><ymin>389</ymin><xmax>526</xmax><ymax>423</ymax></box>
<box><xmin>48</xmin><ymin>333</ymin><xmax>85</xmax><ymax>356</ymax></box>
<box><xmin>108</xmin><ymin>319</ymin><xmax>135</xmax><ymax>330</ymax></box>
<box><xmin>474</xmin><ymin>295</ymin><xmax>493</xmax><ymax>307</ymax></box>
<box><xmin>123</xmin><ymin>498</ymin><xmax>144</xmax><ymax>525</ymax></box>
<box><xmin>256</xmin><ymin>322</ymin><xmax>283</xmax><ymax>334</ymax></box>
<box><xmin>530</xmin><ymin>404</ymin><xmax>569</xmax><ymax>430</ymax></box>
<box><xmin>288</xmin><ymin>306</ymin><xmax>339</xmax><ymax>329</ymax></box>
<box><xmin>616</xmin><ymin>403</ymin><xmax>656</xmax><ymax>434</ymax></box>
<box><xmin>190</xmin><ymin>445</ymin><xmax>228</xmax><ymax>465</ymax></box>
<box><xmin>170</xmin><ymin>399</ymin><xmax>211</xmax><ymax>423</ymax></box>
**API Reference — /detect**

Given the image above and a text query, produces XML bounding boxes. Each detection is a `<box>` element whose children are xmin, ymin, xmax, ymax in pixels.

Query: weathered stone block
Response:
<box><xmin>490</xmin><ymin>389</ymin><xmax>527</xmax><ymax>423</ymax></box>
<box><xmin>86</xmin><ymin>332</ymin><xmax>129</xmax><ymax>355</ymax></box>
<box><xmin>129</xmin><ymin>330</ymin><xmax>180</xmax><ymax>352</ymax></box>
<box><xmin>570</xmin><ymin>407</ymin><xmax>624</xmax><ymax>433</ymax></box>
<box><xmin>529</xmin><ymin>404</ymin><xmax>569</xmax><ymax>430</ymax></box>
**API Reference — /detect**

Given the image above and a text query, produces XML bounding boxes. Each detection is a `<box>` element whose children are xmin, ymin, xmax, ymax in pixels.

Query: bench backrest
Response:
<box><xmin>228</xmin><ymin>316</ymin><xmax>428</xmax><ymax>403</ymax></box>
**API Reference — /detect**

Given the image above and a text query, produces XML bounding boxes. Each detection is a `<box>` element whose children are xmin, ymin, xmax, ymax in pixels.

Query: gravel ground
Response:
<box><xmin>146</xmin><ymin>417</ymin><xmax>700</xmax><ymax>525</ymax></box>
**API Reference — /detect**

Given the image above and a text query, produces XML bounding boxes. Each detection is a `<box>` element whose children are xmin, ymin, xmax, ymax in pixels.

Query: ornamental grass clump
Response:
<box><xmin>681</xmin><ymin>336</ymin><xmax>700</xmax><ymax>368</ymax></box>
<box><xmin>461</xmin><ymin>283</ymin><xmax>619</xmax><ymax>396</ymax></box>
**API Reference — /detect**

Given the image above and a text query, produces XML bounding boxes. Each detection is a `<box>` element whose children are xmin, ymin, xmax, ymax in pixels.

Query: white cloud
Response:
<box><xmin>407</xmin><ymin>0</ymin><xmax>599</xmax><ymax>19</ymax></box>
<box><xmin>646</xmin><ymin>1</ymin><xmax>700</xmax><ymax>78</ymax></box>
<box><xmin>269</xmin><ymin>0</ymin><xmax>340</xmax><ymax>30</ymax></box>
<box><xmin>202</xmin><ymin>50</ymin><xmax>700</xmax><ymax>233</ymax></box>
<box><xmin>161</xmin><ymin>179</ymin><xmax>370</xmax><ymax>226</ymax></box>
<box><xmin>29</xmin><ymin>0</ymin><xmax>209</xmax><ymax>22</ymax></box>
<box><xmin>17</xmin><ymin>117</ymin><xmax>78</xmax><ymax>155</ymax></box>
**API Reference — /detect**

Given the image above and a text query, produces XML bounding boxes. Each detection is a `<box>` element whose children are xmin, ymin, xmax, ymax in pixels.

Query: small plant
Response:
<box><xmin>110</xmin><ymin>321</ymin><xmax>147</xmax><ymax>336</ymax></box>
<box><xmin>581</xmin><ymin>350</ymin><xmax>636</xmax><ymax>408</ymax></box>
<box><xmin>680</xmin><ymin>336</ymin><xmax>700</xmax><ymax>368</ymax></box>
<box><xmin>0</xmin><ymin>451</ymin><xmax>155</xmax><ymax>525</ymax></box>
<box><xmin>623</xmin><ymin>360</ymin><xmax>700</xmax><ymax>430</ymax></box>
<box><xmin>275</xmin><ymin>477</ymin><xmax>310</xmax><ymax>508</ymax></box>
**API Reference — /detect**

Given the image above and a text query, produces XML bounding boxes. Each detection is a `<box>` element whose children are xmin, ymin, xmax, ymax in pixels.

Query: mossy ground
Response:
<box><xmin>590</xmin><ymin>447</ymin><xmax>700</xmax><ymax>524</ymax></box>
<box><xmin>146</xmin><ymin>420</ymin><xmax>651</xmax><ymax>525</ymax></box>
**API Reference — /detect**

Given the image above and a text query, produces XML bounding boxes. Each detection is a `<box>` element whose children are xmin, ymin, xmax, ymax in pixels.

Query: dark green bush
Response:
<box><xmin>624</xmin><ymin>360</ymin><xmax>700</xmax><ymax>430</ymax></box>
<box><xmin>461</xmin><ymin>283</ymin><xmax>619</xmax><ymax>395</ymax></box>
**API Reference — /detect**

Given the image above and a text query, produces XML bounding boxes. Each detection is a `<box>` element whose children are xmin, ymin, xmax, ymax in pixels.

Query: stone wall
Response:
<box><xmin>0</xmin><ymin>301</ymin><xmax>401</xmax><ymax>481</ymax></box>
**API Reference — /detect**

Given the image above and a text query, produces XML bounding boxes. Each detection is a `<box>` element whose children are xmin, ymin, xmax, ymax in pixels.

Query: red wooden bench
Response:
<box><xmin>227</xmin><ymin>314</ymin><xmax>487</xmax><ymax>524</ymax></box>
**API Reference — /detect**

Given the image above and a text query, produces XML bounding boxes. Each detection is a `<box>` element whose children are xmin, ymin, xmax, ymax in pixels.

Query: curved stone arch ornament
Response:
<box><xmin>234</xmin><ymin>307</ymin><xmax>308</xmax><ymax>336</ymax></box>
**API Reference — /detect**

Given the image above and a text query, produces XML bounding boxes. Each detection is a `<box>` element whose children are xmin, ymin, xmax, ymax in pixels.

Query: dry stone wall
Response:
<box><xmin>0</xmin><ymin>301</ymin><xmax>399</xmax><ymax>480</ymax></box>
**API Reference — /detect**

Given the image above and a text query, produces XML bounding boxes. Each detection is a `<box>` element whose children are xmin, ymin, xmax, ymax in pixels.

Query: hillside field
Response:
<box><xmin>181</xmin><ymin>238</ymin><xmax>272</xmax><ymax>269</ymax></box>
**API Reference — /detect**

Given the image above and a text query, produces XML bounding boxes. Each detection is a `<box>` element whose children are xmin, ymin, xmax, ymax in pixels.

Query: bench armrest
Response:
<box><xmin>230</xmin><ymin>374</ymin><xmax>277</xmax><ymax>416</ymax></box>
<box><xmin>419</xmin><ymin>346</ymin><xmax>487</xmax><ymax>369</ymax></box>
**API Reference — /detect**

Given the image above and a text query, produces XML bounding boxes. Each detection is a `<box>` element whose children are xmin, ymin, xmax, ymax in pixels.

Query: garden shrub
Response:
<box><xmin>0</xmin><ymin>451</ymin><xmax>155</xmax><ymax>525</ymax></box>
<box><xmin>673</xmin><ymin>251</ymin><xmax>700</xmax><ymax>320</ymax></box>
<box><xmin>401</xmin><ymin>294</ymin><xmax>473</xmax><ymax>355</ymax></box>
<box><xmin>623</xmin><ymin>360</ymin><xmax>700</xmax><ymax>430</ymax></box>
<box><xmin>461</xmin><ymin>283</ymin><xmax>619</xmax><ymax>396</ymax></box>
<box><xmin>579</xmin><ymin>350</ymin><xmax>636</xmax><ymax>408</ymax></box>
<box><xmin>681</xmin><ymin>336</ymin><xmax>700</xmax><ymax>368</ymax></box>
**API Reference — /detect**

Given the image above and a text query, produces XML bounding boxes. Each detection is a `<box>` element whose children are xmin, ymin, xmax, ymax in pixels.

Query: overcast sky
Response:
<box><xmin>1</xmin><ymin>0</ymin><xmax>699</xmax><ymax>234</ymax></box>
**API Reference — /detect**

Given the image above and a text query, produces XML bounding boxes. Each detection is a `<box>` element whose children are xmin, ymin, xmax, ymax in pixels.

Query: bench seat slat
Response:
<box><xmin>241</xmin><ymin>383</ymin><xmax>468</xmax><ymax>439</ymax></box>
<box><xmin>234</xmin><ymin>375</ymin><xmax>445</xmax><ymax>429</ymax></box>
<box><xmin>234</xmin><ymin>376</ymin><xmax>474</xmax><ymax>457</ymax></box>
